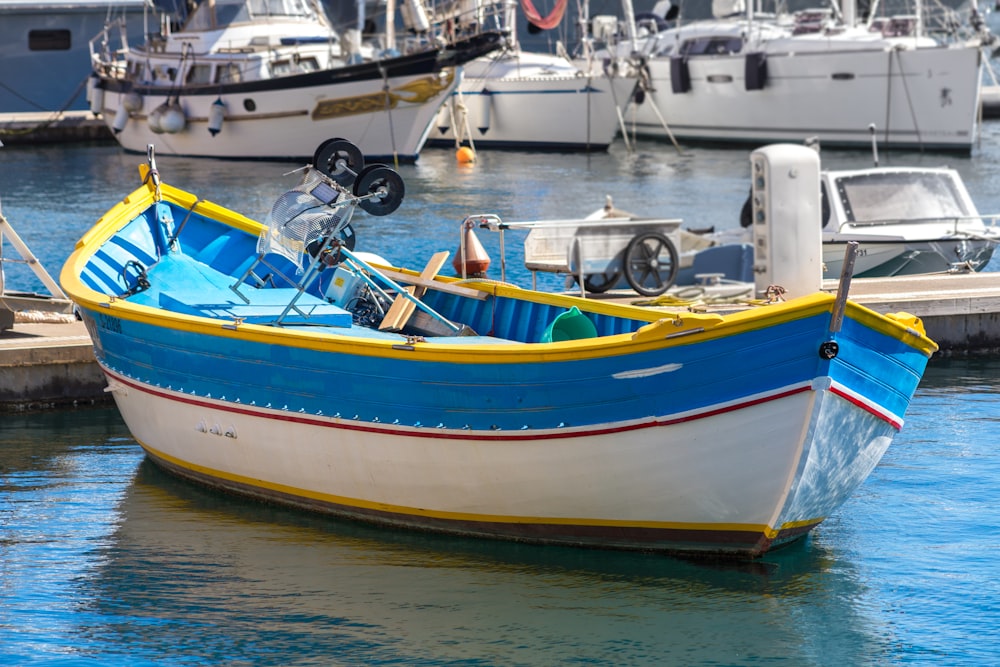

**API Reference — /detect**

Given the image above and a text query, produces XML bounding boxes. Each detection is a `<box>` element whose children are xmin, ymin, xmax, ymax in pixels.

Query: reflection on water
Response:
<box><xmin>65</xmin><ymin>459</ymin><xmax>886</xmax><ymax>666</ymax></box>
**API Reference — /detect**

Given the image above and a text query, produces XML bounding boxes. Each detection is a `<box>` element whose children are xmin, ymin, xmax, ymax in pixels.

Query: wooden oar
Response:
<box><xmin>378</xmin><ymin>251</ymin><xmax>449</xmax><ymax>332</ymax></box>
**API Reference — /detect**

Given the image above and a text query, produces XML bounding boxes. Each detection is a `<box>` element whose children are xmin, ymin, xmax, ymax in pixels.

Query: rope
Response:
<box><xmin>630</xmin><ymin>282</ymin><xmax>756</xmax><ymax>309</ymax></box>
<box><xmin>894</xmin><ymin>47</ymin><xmax>923</xmax><ymax>152</ymax></box>
<box><xmin>0</xmin><ymin>76</ymin><xmax>89</xmax><ymax>138</ymax></box>
<box><xmin>168</xmin><ymin>198</ymin><xmax>204</xmax><ymax>248</ymax></box>
<box><xmin>379</xmin><ymin>64</ymin><xmax>399</xmax><ymax>169</ymax></box>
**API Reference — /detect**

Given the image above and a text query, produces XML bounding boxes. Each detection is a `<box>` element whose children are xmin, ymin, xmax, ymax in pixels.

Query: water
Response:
<box><xmin>2</xmin><ymin>134</ymin><xmax>1000</xmax><ymax>665</ymax></box>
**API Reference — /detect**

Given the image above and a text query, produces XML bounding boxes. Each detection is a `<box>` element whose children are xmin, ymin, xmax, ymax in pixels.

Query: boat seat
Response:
<box><xmin>146</xmin><ymin>252</ymin><xmax>352</xmax><ymax>326</ymax></box>
<box><xmin>158</xmin><ymin>288</ymin><xmax>352</xmax><ymax>326</ymax></box>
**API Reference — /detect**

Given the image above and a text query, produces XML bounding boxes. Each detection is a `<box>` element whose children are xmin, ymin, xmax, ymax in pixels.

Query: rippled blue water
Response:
<box><xmin>2</xmin><ymin>132</ymin><xmax>1000</xmax><ymax>665</ymax></box>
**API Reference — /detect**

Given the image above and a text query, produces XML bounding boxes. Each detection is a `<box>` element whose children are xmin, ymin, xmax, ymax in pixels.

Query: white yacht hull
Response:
<box><xmin>629</xmin><ymin>45</ymin><xmax>981</xmax><ymax>152</ymax></box>
<box><xmin>428</xmin><ymin>53</ymin><xmax>636</xmax><ymax>150</ymax></box>
<box><xmin>101</xmin><ymin>69</ymin><xmax>459</xmax><ymax>161</ymax></box>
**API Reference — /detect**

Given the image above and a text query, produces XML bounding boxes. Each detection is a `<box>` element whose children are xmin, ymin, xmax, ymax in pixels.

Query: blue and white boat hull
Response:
<box><xmin>61</xmin><ymin>146</ymin><xmax>936</xmax><ymax>557</ymax></box>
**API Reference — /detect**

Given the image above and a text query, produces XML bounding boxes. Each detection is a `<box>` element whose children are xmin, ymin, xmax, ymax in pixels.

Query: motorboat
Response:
<box><xmin>734</xmin><ymin>160</ymin><xmax>1000</xmax><ymax>278</ymax></box>
<box><xmin>602</xmin><ymin>0</ymin><xmax>985</xmax><ymax>152</ymax></box>
<box><xmin>88</xmin><ymin>0</ymin><xmax>503</xmax><ymax>161</ymax></box>
<box><xmin>60</xmin><ymin>140</ymin><xmax>935</xmax><ymax>558</ymax></box>
<box><xmin>817</xmin><ymin>165</ymin><xmax>1000</xmax><ymax>277</ymax></box>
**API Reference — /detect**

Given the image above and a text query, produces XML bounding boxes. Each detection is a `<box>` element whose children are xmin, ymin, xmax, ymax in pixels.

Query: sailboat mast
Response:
<box><xmin>386</xmin><ymin>0</ymin><xmax>396</xmax><ymax>50</ymax></box>
<box><xmin>619</xmin><ymin>0</ymin><xmax>637</xmax><ymax>52</ymax></box>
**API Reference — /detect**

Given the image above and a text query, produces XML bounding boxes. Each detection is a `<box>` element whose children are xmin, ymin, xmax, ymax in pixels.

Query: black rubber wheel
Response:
<box><xmin>624</xmin><ymin>231</ymin><xmax>679</xmax><ymax>296</ymax></box>
<box><xmin>353</xmin><ymin>164</ymin><xmax>405</xmax><ymax>216</ymax></box>
<box><xmin>573</xmin><ymin>269</ymin><xmax>622</xmax><ymax>294</ymax></box>
<box><xmin>313</xmin><ymin>138</ymin><xmax>364</xmax><ymax>186</ymax></box>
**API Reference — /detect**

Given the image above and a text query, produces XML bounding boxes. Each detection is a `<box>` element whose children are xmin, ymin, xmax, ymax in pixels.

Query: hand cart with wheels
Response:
<box><xmin>469</xmin><ymin>214</ymin><xmax>684</xmax><ymax>297</ymax></box>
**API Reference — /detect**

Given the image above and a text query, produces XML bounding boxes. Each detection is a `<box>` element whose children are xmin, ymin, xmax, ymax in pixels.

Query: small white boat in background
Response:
<box><xmin>427</xmin><ymin>1</ymin><xmax>638</xmax><ymax>151</ymax></box>
<box><xmin>499</xmin><ymin>195</ymin><xmax>752</xmax><ymax>297</ymax></box>
<box><xmin>731</xmin><ymin>154</ymin><xmax>1000</xmax><ymax>278</ymax></box>
<box><xmin>88</xmin><ymin>0</ymin><xmax>502</xmax><ymax>161</ymax></box>
<box><xmin>816</xmin><ymin>165</ymin><xmax>1000</xmax><ymax>277</ymax></box>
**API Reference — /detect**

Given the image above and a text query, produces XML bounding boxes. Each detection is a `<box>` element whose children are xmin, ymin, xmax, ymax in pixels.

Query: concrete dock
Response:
<box><xmin>0</xmin><ymin>110</ymin><xmax>111</xmax><ymax>145</ymax></box>
<box><xmin>0</xmin><ymin>317</ymin><xmax>107</xmax><ymax>411</ymax></box>
<box><xmin>833</xmin><ymin>271</ymin><xmax>1000</xmax><ymax>356</ymax></box>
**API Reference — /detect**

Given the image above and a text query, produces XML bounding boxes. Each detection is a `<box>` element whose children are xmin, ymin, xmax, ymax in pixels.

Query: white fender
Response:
<box><xmin>478</xmin><ymin>89</ymin><xmax>491</xmax><ymax>134</ymax></box>
<box><xmin>87</xmin><ymin>76</ymin><xmax>104</xmax><ymax>116</ymax></box>
<box><xmin>160</xmin><ymin>101</ymin><xmax>187</xmax><ymax>134</ymax></box>
<box><xmin>111</xmin><ymin>104</ymin><xmax>129</xmax><ymax>133</ymax></box>
<box><xmin>122</xmin><ymin>91</ymin><xmax>143</xmax><ymax>113</ymax></box>
<box><xmin>208</xmin><ymin>98</ymin><xmax>226</xmax><ymax>136</ymax></box>
<box><xmin>148</xmin><ymin>104</ymin><xmax>165</xmax><ymax>134</ymax></box>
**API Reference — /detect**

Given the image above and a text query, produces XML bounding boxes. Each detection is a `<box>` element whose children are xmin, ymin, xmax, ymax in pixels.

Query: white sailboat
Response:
<box><xmin>606</xmin><ymin>0</ymin><xmax>984</xmax><ymax>152</ymax></box>
<box><xmin>427</xmin><ymin>0</ymin><xmax>639</xmax><ymax>151</ymax></box>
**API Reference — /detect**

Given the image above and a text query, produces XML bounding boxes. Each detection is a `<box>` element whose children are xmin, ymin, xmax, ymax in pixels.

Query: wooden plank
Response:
<box><xmin>376</xmin><ymin>268</ymin><xmax>489</xmax><ymax>300</ymax></box>
<box><xmin>379</xmin><ymin>252</ymin><xmax>449</xmax><ymax>332</ymax></box>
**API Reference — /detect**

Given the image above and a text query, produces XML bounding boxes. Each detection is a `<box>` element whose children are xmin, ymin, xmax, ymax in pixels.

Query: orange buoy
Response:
<box><xmin>454</xmin><ymin>219</ymin><xmax>490</xmax><ymax>277</ymax></box>
<box><xmin>456</xmin><ymin>146</ymin><xmax>476</xmax><ymax>164</ymax></box>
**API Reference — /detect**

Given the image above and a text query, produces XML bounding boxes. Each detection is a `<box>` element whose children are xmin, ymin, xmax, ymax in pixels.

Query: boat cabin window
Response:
<box><xmin>270</xmin><ymin>57</ymin><xmax>320</xmax><ymax>76</ymax></box>
<box><xmin>184</xmin><ymin>0</ymin><xmax>319</xmax><ymax>31</ymax></box>
<box><xmin>870</xmin><ymin>16</ymin><xmax>916</xmax><ymax>37</ymax></box>
<box><xmin>215</xmin><ymin>63</ymin><xmax>244</xmax><ymax>83</ymax></box>
<box><xmin>679</xmin><ymin>36</ymin><xmax>743</xmax><ymax>56</ymax></box>
<box><xmin>186</xmin><ymin>64</ymin><xmax>213</xmax><ymax>85</ymax></box>
<box><xmin>28</xmin><ymin>29</ymin><xmax>71</xmax><ymax>51</ymax></box>
<box><xmin>153</xmin><ymin>65</ymin><xmax>178</xmax><ymax>82</ymax></box>
<box><xmin>296</xmin><ymin>57</ymin><xmax>319</xmax><ymax>72</ymax></box>
<box><xmin>128</xmin><ymin>61</ymin><xmax>147</xmax><ymax>82</ymax></box>
<box><xmin>835</xmin><ymin>172</ymin><xmax>970</xmax><ymax>223</ymax></box>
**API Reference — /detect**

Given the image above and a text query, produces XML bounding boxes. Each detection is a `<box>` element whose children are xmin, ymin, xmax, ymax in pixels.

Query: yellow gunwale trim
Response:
<box><xmin>61</xmin><ymin>176</ymin><xmax>939</xmax><ymax>363</ymax></box>
<box><xmin>140</xmin><ymin>441</ymin><xmax>796</xmax><ymax>538</ymax></box>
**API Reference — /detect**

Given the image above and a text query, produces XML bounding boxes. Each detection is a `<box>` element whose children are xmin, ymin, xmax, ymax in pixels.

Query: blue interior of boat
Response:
<box><xmin>79</xmin><ymin>202</ymin><xmax>658</xmax><ymax>343</ymax></box>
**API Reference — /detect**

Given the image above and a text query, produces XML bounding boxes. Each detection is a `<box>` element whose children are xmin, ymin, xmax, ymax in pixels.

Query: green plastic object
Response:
<box><xmin>541</xmin><ymin>306</ymin><xmax>598</xmax><ymax>343</ymax></box>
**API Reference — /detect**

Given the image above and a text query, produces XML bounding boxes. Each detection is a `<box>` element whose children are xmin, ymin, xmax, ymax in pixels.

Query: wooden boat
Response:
<box><xmin>88</xmin><ymin>0</ymin><xmax>502</xmax><ymax>161</ymax></box>
<box><xmin>60</xmin><ymin>140</ymin><xmax>937</xmax><ymax>558</ymax></box>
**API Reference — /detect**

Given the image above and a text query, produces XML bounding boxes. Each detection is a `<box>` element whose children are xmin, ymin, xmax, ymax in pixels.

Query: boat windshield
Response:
<box><xmin>834</xmin><ymin>171</ymin><xmax>970</xmax><ymax>223</ymax></box>
<box><xmin>679</xmin><ymin>35</ymin><xmax>744</xmax><ymax>55</ymax></box>
<box><xmin>184</xmin><ymin>0</ymin><xmax>319</xmax><ymax>31</ymax></box>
